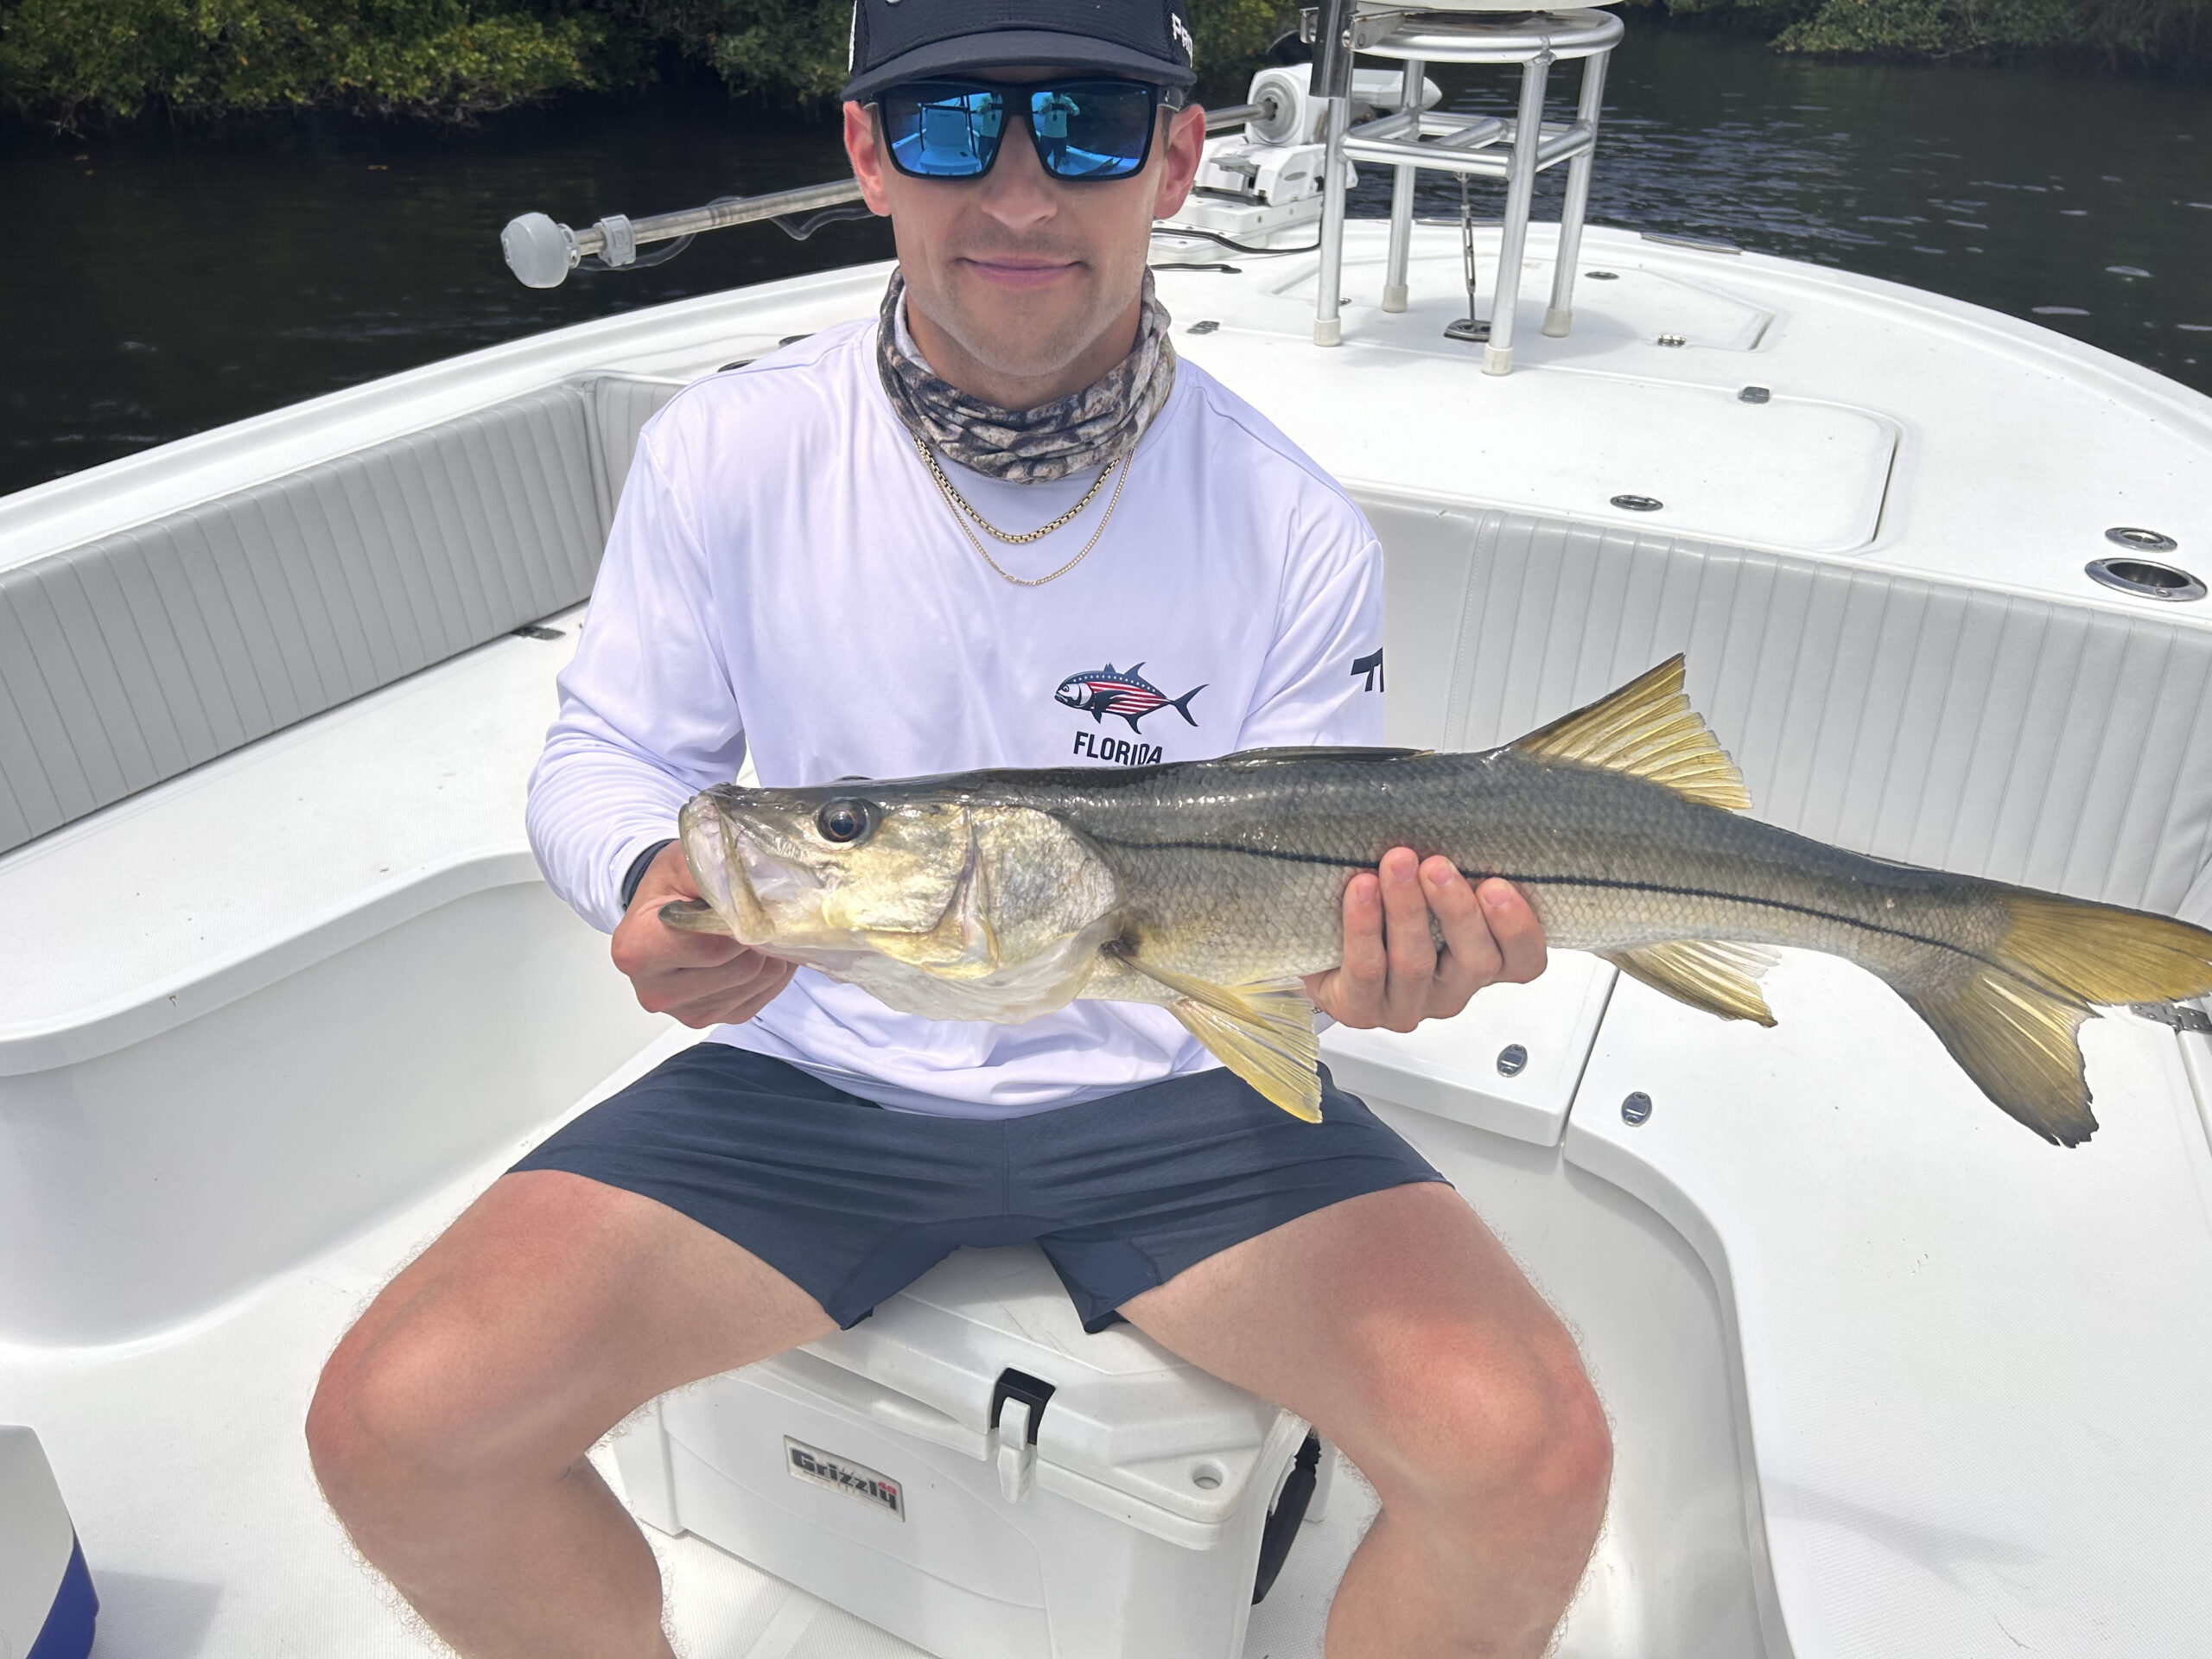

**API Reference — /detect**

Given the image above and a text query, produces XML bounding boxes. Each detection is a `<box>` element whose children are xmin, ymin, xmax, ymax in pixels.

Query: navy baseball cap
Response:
<box><xmin>843</xmin><ymin>0</ymin><xmax>1198</xmax><ymax>105</ymax></box>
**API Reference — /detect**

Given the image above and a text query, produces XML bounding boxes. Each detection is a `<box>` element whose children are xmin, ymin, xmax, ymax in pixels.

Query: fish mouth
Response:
<box><xmin>680</xmin><ymin>797</ymin><xmax>800</xmax><ymax>945</ymax></box>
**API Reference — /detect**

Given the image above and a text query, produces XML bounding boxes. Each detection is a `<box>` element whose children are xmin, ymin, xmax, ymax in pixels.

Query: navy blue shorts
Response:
<box><xmin>512</xmin><ymin>1044</ymin><xmax>1445</xmax><ymax>1332</ymax></box>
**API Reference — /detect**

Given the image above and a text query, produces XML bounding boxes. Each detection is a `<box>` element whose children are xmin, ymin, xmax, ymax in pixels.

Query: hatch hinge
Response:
<box><xmin>2133</xmin><ymin>1001</ymin><xmax>2212</xmax><ymax>1036</ymax></box>
<box><xmin>989</xmin><ymin>1369</ymin><xmax>1057</xmax><ymax>1503</ymax></box>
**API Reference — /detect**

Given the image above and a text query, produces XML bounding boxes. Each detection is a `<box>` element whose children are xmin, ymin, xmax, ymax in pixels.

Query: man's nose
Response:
<box><xmin>976</xmin><ymin>107</ymin><xmax>1058</xmax><ymax>230</ymax></box>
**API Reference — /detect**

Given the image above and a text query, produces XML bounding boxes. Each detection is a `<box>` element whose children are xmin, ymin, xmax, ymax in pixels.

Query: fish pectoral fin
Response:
<box><xmin>1601</xmin><ymin>940</ymin><xmax>1779</xmax><ymax>1027</ymax></box>
<box><xmin>1112</xmin><ymin>951</ymin><xmax>1323</xmax><ymax>1122</ymax></box>
<box><xmin>659</xmin><ymin>899</ymin><xmax>730</xmax><ymax>935</ymax></box>
<box><xmin>1510</xmin><ymin>655</ymin><xmax>1752</xmax><ymax>812</ymax></box>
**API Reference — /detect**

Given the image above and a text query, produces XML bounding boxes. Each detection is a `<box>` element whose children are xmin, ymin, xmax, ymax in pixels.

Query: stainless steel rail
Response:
<box><xmin>501</xmin><ymin>104</ymin><xmax>1278</xmax><ymax>289</ymax></box>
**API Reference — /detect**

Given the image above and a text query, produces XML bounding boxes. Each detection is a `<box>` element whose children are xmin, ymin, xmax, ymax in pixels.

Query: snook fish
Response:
<box><xmin>665</xmin><ymin>658</ymin><xmax>2212</xmax><ymax>1145</ymax></box>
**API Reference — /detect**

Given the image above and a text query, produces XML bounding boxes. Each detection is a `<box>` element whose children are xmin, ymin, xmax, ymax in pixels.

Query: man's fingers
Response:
<box><xmin>1477</xmin><ymin>878</ymin><xmax>1547</xmax><ymax>984</ymax></box>
<box><xmin>1423</xmin><ymin>857</ymin><xmax>1502</xmax><ymax>1002</ymax></box>
<box><xmin>664</xmin><ymin>956</ymin><xmax>798</xmax><ymax>1028</ymax></box>
<box><xmin>1376</xmin><ymin>847</ymin><xmax>1440</xmax><ymax>1030</ymax></box>
<box><xmin>1330</xmin><ymin>870</ymin><xmax>1389</xmax><ymax>1027</ymax></box>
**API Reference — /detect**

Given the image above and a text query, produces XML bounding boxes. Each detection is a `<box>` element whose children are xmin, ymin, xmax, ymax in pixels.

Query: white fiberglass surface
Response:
<box><xmin>1573</xmin><ymin>957</ymin><xmax>2212</xmax><ymax>1658</ymax></box>
<box><xmin>0</xmin><ymin>609</ymin><xmax>587</xmax><ymax>1065</ymax></box>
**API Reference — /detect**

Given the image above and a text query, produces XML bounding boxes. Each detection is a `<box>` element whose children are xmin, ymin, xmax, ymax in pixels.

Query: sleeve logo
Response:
<box><xmin>1351</xmin><ymin>648</ymin><xmax>1385</xmax><ymax>692</ymax></box>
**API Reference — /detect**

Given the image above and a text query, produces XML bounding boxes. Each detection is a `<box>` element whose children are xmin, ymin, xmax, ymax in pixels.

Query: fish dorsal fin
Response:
<box><xmin>1125</xmin><ymin>662</ymin><xmax>1143</xmax><ymax>677</ymax></box>
<box><xmin>1510</xmin><ymin>656</ymin><xmax>1751</xmax><ymax>811</ymax></box>
<box><xmin>1602</xmin><ymin>941</ymin><xmax>1778</xmax><ymax>1027</ymax></box>
<box><xmin>1108</xmin><ymin>946</ymin><xmax>1322</xmax><ymax>1122</ymax></box>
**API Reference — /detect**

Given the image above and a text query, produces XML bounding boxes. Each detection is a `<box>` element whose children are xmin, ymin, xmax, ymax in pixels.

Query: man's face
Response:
<box><xmin>845</xmin><ymin>71</ymin><xmax>1206</xmax><ymax>400</ymax></box>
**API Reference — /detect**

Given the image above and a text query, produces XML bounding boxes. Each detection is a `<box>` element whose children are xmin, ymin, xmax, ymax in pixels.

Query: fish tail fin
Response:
<box><xmin>1170</xmin><ymin>684</ymin><xmax>1206</xmax><ymax>727</ymax></box>
<box><xmin>1893</xmin><ymin>892</ymin><xmax>2212</xmax><ymax>1147</ymax></box>
<box><xmin>1995</xmin><ymin>890</ymin><xmax>2212</xmax><ymax>1007</ymax></box>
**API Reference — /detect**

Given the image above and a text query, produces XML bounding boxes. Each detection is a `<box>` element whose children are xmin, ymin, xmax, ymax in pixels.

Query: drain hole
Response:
<box><xmin>2086</xmin><ymin>557</ymin><xmax>2206</xmax><ymax>601</ymax></box>
<box><xmin>1192</xmin><ymin>1462</ymin><xmax>1225</xmax><ymax>1491</ymax></box>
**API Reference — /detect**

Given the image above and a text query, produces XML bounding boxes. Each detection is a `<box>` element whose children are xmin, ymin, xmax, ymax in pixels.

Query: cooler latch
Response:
<box><xmin>989</xmin><ymin>1369</ymin><xmax>1057</xmax><ymax>1503</ymax></box>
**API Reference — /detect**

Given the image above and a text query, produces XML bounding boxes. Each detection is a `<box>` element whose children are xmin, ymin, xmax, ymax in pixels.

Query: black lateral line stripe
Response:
<box><xmin>1088</xmin><ymin>834</ymin><xmax>2005</xmax><ymax>972</ymax></box>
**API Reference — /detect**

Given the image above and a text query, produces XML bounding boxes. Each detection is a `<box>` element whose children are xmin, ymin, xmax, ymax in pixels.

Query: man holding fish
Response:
<box><xmin>307</xmin><ymin>2</ymin><xmax>1615</xmax><ymax>1655</ymax></box>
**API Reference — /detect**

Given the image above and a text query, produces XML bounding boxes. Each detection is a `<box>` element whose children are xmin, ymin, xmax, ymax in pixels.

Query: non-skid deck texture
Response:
<box><xmin>0</xmin><ymin>376</ymin><xmax>678</xmax><ymax>857</ymax></box>
<box><xmin>1369</xmin><ymin>500</ymin><xmax>2212</xmax><ymax>923</ymax></box>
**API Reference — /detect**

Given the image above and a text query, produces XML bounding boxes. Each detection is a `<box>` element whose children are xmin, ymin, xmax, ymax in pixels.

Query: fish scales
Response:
<box><xmin>670</xmin><ymin>658</ymin><xmax>2212</xmax><ymax>1144</ymax></box>
<box><xmin>1053</xmin><ymin>751</ymin><xmax>2006</xmax><ymax>990</ymax></box>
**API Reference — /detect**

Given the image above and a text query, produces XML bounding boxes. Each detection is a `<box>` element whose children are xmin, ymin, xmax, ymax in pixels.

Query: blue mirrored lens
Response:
<box><xmin>883</xmin><ymin>84</ymin><xmax>1006</xmax><ymax>177</ymax></box>
<box><xmin>1027</xmin><ymin>83</ymin><xmax>1154</xmax><ymax>180</ymax></box>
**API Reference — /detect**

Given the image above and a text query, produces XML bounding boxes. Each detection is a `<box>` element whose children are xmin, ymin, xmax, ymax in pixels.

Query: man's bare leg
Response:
<box><xmin>1122</xmin><ymin>1181</ymin><xmax>1611</xmax><ymax>1659</ymax></box>
<box><xmin>306</xmin><ymin>1169</ymin><xmax>836</xmax><ymax>1659</ymax></box>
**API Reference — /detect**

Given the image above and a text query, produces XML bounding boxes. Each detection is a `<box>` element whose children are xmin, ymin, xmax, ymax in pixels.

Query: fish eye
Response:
<box><xmin>816</xmin><ymin>799</ymin><xmax>874</xmax><ymax>844</ymax></box>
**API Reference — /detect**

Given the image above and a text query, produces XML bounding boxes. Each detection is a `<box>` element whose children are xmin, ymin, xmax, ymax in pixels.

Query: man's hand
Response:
<box><xmin>610</xmin><ymin>842</ymin><xmax>797</xmax><ymax>1028</ymax></box>
<box><xmin>1303</xmin><ymin>849</ymin><xmax>1546</xmax><ymax>1033</ymax></box>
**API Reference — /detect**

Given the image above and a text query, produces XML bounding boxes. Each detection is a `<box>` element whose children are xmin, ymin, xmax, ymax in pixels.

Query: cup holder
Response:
<box><xmin>2085</xmin><ymin>556</ymin><xmax>2206</xmax><ymax>602</ymax></box>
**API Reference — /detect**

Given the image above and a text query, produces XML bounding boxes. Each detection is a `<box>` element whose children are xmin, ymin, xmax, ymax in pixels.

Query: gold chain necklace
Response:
<box><xmin>914</xmin><ymin>433</ymin><xmax>1131</xmax><ymax>588</ymax></box>
<box><xmin>914</xmin><ymin>433</ymin><xmax>1116</xmax><ymax>544</ymax></box>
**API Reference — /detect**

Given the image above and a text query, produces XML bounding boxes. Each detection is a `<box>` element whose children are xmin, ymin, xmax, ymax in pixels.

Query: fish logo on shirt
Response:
<box><xmin>1053</xmin><ymin>663</ymin><xmax>1205</xmax><ymax>732</ymax></box>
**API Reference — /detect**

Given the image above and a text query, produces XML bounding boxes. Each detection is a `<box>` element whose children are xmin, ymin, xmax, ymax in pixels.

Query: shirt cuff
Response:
<box><xmin>620</xmin><ymin>837</ymin><xmax>677</xmax><ymax>912</ymax></box>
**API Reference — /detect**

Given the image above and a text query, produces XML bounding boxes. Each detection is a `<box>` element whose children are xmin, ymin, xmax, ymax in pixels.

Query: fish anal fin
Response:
<box><xmin>1510</xmin><ymin>656</ymin><xmax>1752</xmax><ymax>812</ymax></box>
<box><xmin>1898</xmin><ymin>972</ymin><xmax>2099</xmax><ymax>1147</ymax></box>
<box><xmin>1109</xmin><ymin>947</ymin><xmax>1323</xmax><ymax>1122</ymax></box>
<box><xmin>1602</xmin><ymin>940</ymin><xmax>1778</xmax><ymax>1027</ymax></box>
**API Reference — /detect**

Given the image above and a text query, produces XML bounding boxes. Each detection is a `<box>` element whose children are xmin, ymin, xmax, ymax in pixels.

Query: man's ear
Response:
<box><xmin>1149</xmin><ymin>102</ymin><xmax>1208</xmax><ymax>222</ymax></box>
<box><xmin>844</xmin><ymin>101</ymin><xmax>896</xmax><ymax>216</ymax></box>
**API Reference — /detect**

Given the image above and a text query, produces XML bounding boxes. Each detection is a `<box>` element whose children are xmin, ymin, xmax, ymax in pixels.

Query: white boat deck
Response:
<box><xmin>5</xmin><ymin>219</ymin><xmax>2212</xmax><ymax>1659</ymax></box>
<box><xmin>0</xmin><ymin>1024</ymin><xmax>1381</xmax><ymax>1659</ymax></box>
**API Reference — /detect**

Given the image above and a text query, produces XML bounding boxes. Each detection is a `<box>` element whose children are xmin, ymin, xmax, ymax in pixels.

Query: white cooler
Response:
<box><xmin>611</xmin><ymin>1243</ymin><xmax>1328</xmax><ymax>1659</ymax></box>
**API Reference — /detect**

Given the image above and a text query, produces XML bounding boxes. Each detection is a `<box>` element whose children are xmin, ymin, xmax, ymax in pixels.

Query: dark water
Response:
<box><xmin>5</xmin><ymin>28</ymin><xmax>2209</xmax><ymax>499</ymax></box>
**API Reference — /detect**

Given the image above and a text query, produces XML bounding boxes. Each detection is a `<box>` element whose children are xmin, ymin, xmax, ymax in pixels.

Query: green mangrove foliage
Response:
<box><xmin>4</xmin><ymin>0</ymin><xmax>2196</xmax><ymax>127</ymax></box>
<box><xmin>0</xmin><ymin>0</ymin><xmax>614</xmax><ymax>122</ymax></box>
<box><xmin>0</xmin><ymin>0</ymin><xmax>1299</xmax><ymax>125</ymax></box>
<box><xmin>1646</xmin><ymin>0</ymin><xmax>2206</xmax><ymax>61</ymax></box>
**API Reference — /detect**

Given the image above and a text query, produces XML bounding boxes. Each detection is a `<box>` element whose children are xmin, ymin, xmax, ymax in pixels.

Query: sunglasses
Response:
<box><xmin>877</xmin><ymin>79</ymin><xmax>1174</xmax><ymax>183</ymax></box>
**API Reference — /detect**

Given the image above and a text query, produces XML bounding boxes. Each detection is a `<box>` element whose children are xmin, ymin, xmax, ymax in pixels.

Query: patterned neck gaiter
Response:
<box><xmin>875</xmin><ymin>268</ymin><xmax>1178</xmax><ymax>484</ymax></box>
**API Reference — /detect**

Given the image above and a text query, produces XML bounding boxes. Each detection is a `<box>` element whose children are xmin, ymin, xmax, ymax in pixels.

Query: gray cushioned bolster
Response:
<box><xmin>0</xmin><ymin>378</ymin><xmax>677</xmax><ymax>858</ymax></box>
<box><xmin>1365</xmin><ymin>503</ymin><xmax>2212</xmax><ymax>925</ymax></box>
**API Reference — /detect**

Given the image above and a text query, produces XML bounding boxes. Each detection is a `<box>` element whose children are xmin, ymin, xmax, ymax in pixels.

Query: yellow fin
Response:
<box><xmin>1993</xmin><ymin>889</ymin><xmax>2212</xmax><ymax>1007</ymax></box>
<box><xmin>1884</xmin><ymin>887</ymin><xmax>2212</xmax><ymax>1147</ymax></box>
<box><xmin>1510</xmin><ymin>656</ymin><xmax>1751</xmax><ymax>811</ymax></box>
<box><xmin>1602</xmin><ymin>941</ymin><xmax>1778</xmax><ymax>1026</ymax></box>
<box><xmin>1111</xmin><ymin>950</ymin><xmax>1323</xmax><ymax>1122</ymax></box>
<box><xmin>1897</xmin><ymin>971</ymin><xmax>2099</xmax><ymax>1147</ymax></box>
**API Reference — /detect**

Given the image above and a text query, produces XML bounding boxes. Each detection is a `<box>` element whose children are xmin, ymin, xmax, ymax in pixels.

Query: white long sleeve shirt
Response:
<box><xmin>526</xmin><ymin>315</ymin><xmax>1385</xmax><ymax>1116</ymax></box>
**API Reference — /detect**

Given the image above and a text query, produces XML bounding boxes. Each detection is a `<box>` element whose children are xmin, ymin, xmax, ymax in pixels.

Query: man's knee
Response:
<box><xmin>1368</xmin><ymin>1330</ymin><xmax>1612</xmax><ymax>1529</ymax></box>
<box><xmin>307</xmin><ymin>1309</ymin><xmax>519</xmax><ymax>1514</ymax></box>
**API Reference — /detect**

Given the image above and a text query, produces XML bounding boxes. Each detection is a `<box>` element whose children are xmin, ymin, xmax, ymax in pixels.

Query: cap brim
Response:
<box><xmin>843</xmin><ymin>29</ymin><xmax>1197</xmax><ymax>104</ymax></box>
